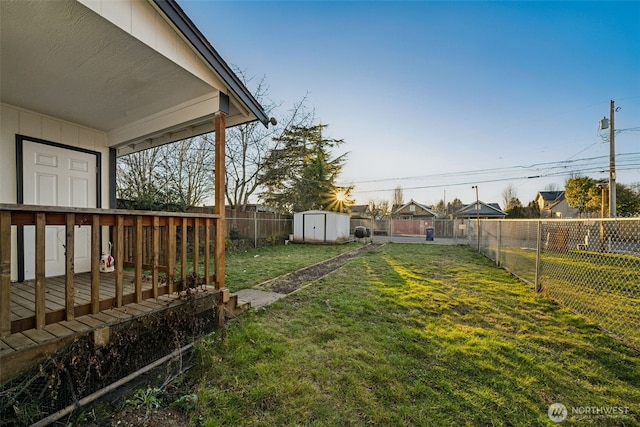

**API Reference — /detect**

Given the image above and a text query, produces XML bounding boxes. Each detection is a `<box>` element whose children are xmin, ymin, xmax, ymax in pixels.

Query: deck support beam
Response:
<box><xmin>0</xmin><ymin>211</ymin><xmax>11</xmax><ymax>337</ymax></box>
<box><xmin>35</xmin><ymin>213</ymin><xmax>46</xmax><ymax>329</ymax></box>
<box><xmin>91</xmin><ymin>215</ymin><xmax>100</xmax><ymax>315</ymax></box>
<box><xmin>135</xmin><ymin>216</ymin><xmax>143</xmax><ymax>303</ymax></box>
<box><xmin>65</xmin><ymin>214</ymin><xmax>75</xmax><ymax>321</ymax></box>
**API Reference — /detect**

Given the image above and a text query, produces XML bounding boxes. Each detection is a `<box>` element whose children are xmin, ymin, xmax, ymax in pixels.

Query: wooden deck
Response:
<box><xmin>1</xmin><ymin>271</ymin><xmax>219</xmax><ymax>383</ymax></box>
<box><xmin>8</xmin><ymin>271</ymin><xmax>179</xmax><ymax>333</ymax></box>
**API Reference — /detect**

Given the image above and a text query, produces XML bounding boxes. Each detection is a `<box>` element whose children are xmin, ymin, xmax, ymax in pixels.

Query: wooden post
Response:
<box><xmin>35</xmin><ymin>212</ymin><xmax>46</xmax><ymax>329</ymax></box>
<box><xmin>115</xmin><ymin>215</ymin><xmax>124</xmax><ymax>307</ymax></box>
<box><xmin>152</xmin><ymin>216</ymin><xmax>159</xmax><ymax>299</ymax></box>
<box><xmin>181</xmin><ymin>217</ymin><xmax>187</xmax><ymax>284</ymax></box>
<box><xmin>204</xmin><ymin>218</ymin><xmax>211</xmax><ymax>286</ymax></box>
<box><xmin>193</xmin><ymin>218</ymin><xmax>200</xmax><ymax>279</ymax></box>
<box><xmin>535</xmin><ymin>220</ymin><xmax>543</xmax><ymax>293</ymax></box>
<box><xmin>91</xmin><ymin>215</ymin><xmax>100</xmax><ymax>314</ymax></box>
<box><xmin>167</xmin><ymin>216</ymin><xmax>176</xmax><ymax>294</ymax></box>
<box><xmin>214</xmin><ymin>111</ymin><xmax>226</xmax><ymax>290</ymax></box>
<box><xmin>0</xmin><ymin>211</ymin><xmax>12</xmax><ymax>337</ymax></box>
<box><xmin>65</xmin><ymin>213</ymin><xmax>75</xmax><ymax>321</ymax></box>
<box><xmin>135</xmin><ymin>216</ymin><xmax>143</xmax><ymax>303</ymax></box>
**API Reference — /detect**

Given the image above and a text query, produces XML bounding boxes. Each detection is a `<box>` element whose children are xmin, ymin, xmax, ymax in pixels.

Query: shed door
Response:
<box><xmin>22</xmin><ymin>140</ymin><xmax>97</xmax><ymax>279</ymax></box>
<box><xmin>304</xmin><ymin>214</ymin><xmax>325</xmax><ymax>242</ymax></box>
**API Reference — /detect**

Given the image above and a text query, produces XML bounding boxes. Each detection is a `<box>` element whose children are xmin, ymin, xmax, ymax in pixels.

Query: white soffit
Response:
<box><xmin>0</xmin><ymin>0</ymin><xmax>254</xmax><ymax>151</ymax></box>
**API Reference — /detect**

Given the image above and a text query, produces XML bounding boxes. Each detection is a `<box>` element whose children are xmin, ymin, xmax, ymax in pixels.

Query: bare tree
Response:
<box><xmin>502</xmin><ymin>184</ymin><xmax>519</xmax><ymax>210</ymax></box>
<box><xmin>225</xmin><ymin>69</ymin><xmax>313</xmax><ymax>210</ymax></box>
<box><xmin>116</xmin><ymin>136</ymin><xmax>214</xmax><ymax>210</ymax></box>
<box><xmin>392</xmin><ymin>186</ymin><xmax>404</xmax><ymax>208</ymax></box>
<box><xmin>368</xmin><ymin>199</ymin><xmax>390</xmax><ymax>219</ymax></box>
<box><xmin>116</xmin><ymin>147</ymin><xmax>165</xmax><ymax>209</ymax></box>
<box><xmin>160</xmin><ymin>136</ymin><xmax>214</xmax><ymax>207</ymax></box>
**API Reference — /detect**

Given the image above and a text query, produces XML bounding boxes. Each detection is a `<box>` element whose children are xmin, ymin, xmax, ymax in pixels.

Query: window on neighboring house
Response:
<box><xmin>409</xmin><ymin>205</ymin><xmax>416</xmax><ymax>212</ymax></box>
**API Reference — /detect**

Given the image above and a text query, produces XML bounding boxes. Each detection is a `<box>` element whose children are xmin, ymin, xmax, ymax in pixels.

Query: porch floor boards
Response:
<box><xmin>0</xmin><ymin>280</ymin><xmax>216</xmax><ymax>383</ymax></box>
<box><xmin>9</xmin><ymin>271</ymin><xmax>163</xmax><ymax>321</ymax></box>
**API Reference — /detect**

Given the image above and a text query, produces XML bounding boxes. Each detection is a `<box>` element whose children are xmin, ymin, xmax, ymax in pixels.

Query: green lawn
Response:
<box><xmin>224</xmin><ymin>243</ymin><xmax>363</xmax><ymax>292</ymax></box>
<box><xmin>187</xmin><ymin>244</ymin><xmax>639</xmax><ymax>426</ymax></box>
<box><xmin>491</xmin><ymin>246</ymin><xmax>640</xmax><ymax>350</ymax></box>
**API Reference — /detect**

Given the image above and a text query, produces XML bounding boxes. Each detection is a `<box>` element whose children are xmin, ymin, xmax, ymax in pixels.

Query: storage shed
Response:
<box><xmin>293</xmin><ymin>210</ymin><xmax>351</xmax><ymax>243</ymax></box>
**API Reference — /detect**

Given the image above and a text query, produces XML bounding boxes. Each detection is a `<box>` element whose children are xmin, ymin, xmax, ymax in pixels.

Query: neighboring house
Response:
<box><xmin>455</xmin><ymin>201</ymin><xmax>507</xmax><ymax>219</ymax></box>
<box><xmin>350</xmin><ymin>204</ymin><xmax>372</xmax><ymax>219</ymax></box>
<box><xmin>535</xmin><ymin>191</ymin><xmax>578</xmax><ymax>218</ymax></box>
<box><xmin>392</xmin><ymin>200</ymin><xmax>438</xmax><ymax>219</ymax></box>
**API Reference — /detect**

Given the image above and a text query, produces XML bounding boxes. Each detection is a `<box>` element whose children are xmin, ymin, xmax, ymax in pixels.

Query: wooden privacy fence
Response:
<box><xmin>0</xmin><ymin>204</ymin><xmax>222</xmax><ymax>337</ymax></box>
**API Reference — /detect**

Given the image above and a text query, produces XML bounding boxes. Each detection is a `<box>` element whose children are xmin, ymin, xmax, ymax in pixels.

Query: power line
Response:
<box><xmin>349</xmin><ymin>152</ymin><xmax>640</xmax><ymax>194</ymax></box>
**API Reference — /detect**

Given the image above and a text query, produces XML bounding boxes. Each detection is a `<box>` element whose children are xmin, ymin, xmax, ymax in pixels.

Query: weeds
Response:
<box><xmin>126</xmin><ymin>387</ymin><xmax>163</xmax><ymax>410</ymax></box>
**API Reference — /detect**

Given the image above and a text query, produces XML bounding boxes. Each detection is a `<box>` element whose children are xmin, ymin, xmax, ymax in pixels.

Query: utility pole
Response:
<box><xmin>609</xmin><ymin>100</ymin><xmax>616</xmax><ymax>218</ymax></box>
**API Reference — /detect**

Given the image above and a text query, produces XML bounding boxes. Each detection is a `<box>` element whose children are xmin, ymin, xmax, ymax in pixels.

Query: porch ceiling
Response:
<box><xmin>0</xmin><ymin>0</ymin><xmax>257</xmax><ymax>153</ymax></box>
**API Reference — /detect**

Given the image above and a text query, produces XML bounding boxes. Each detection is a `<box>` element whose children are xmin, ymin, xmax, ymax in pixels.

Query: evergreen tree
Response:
<box><xmin>259</xmin><ymin>124</ymin><xmax>352</xmax><ymax>213</ymax></box>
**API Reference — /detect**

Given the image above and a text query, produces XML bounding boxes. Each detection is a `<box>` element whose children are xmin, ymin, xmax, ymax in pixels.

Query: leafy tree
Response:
<box><xmin>259</xmin><ymin>124</ymin><xmax>352</xmax><ymax>213</ymax></box>
<box><xmin>617</xmin><ymin>184</ymin><xmax>640</xmax><ymax>217</ymax></box>
<box><xmin>526</xmin><ymin>200</ymin><xmax>541</xmax><ymax>218</ymax></box>
<box><xmin>565</xmin><ymin>176</ymin><xmax>640</xmax><ymax>217</ymax></box>
<box><xmin>447</xmin><ymin>198</ymin><xmax>464</xmax><ymax>216</ymax></box>
<box><xmin>504</xmin><ymin>197</ymin><xmax>524</xmax><ymax>217</ymax></box>
<box><xmin>565</xmin><ymin>176</ymin><xmax>596</xmax><ymax>214</ymax></box>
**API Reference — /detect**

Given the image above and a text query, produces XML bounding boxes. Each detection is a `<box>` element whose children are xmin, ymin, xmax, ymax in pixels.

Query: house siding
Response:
<box><xmin>1</xmin><ymin>103</ymin><xmax>111</xmax><ymax>281</ymax></box>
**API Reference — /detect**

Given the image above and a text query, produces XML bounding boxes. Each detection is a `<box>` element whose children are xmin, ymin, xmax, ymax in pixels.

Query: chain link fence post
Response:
<box><xmin>534</xmin><ymin>220</ymin><xmax>542</xmax><ymax>293</ymax></box>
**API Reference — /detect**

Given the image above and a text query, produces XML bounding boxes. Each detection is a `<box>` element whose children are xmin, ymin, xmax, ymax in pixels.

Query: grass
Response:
<box><xmin>223</xmin><ymin>243</ymin><xmax>364</xmax><ymax>292</ymax></box>
<box><xmin>488</xmin><ymin>245</ymin><xmax>640</xmax><ymax>349</ymax></box>
<box><xmin>186</xmin><ymin>244</ymin><xmax>640</xmax><ymax>426</ymax></box>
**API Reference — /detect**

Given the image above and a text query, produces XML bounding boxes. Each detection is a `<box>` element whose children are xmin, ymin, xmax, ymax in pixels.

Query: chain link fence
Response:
<box><xmin>470</xmin><ymin>218</ymin><xmax>640</xmax><ymax>351</ymax></box>
<box><xmin>189</xmin><ymin>208</ymin><xmax>292</xmax><ymax>250</ymax></box>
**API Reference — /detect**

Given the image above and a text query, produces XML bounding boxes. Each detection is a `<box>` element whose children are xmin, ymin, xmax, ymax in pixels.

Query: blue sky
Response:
<box><xmin>180</xmin><ymin>0</ymin><xmax>640</xmax><ymax>208</ymax></box>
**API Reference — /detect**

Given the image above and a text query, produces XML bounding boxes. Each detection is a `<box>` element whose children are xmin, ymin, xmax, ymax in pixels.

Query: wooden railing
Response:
<box><xmin>0</xmin><ymin>204</ymin><xmax>222</xmax><ymax>337</ymax></box>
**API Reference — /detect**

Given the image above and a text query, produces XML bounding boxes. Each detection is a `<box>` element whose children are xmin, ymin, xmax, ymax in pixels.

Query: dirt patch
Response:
<box><xmin>91</xmin><ymin>407</ymin><xmax>190</xmax><ymax>427</ymax></box>
<box><xmin>256</xmin><ymin>243</ymin><xmax>383</xmax><ymax>294</ymax></box>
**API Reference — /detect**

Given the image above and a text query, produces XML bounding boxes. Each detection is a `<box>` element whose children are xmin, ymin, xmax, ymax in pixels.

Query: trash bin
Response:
<box><xmin>426</xmin><ymin>228</ymin><xmax>434</xmax><ymax>241</ymax></box>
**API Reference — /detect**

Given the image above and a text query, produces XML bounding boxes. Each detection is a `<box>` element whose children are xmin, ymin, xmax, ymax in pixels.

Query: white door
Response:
<box><xmin>23</xmin><ymin>140</ymin><xmax>97</xmax><ymax>279</ymax></box>
<box><xmin>304</xmin><ymin>214</ymin><xmax>325</xmax><ymax>242</ymax></box>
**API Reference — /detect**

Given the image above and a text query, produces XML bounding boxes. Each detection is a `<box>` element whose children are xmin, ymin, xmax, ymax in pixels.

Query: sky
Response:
<box><xmin>179</xmin><ymin>0</ymin><xmax>640</xmax><ymax>209</ymax></box>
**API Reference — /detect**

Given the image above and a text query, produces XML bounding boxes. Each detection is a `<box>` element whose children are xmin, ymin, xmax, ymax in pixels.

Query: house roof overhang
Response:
<box><xmin>0</xmin><ymin>0</ymin><xmax>269</xmax><ymax>156</ymax></box>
